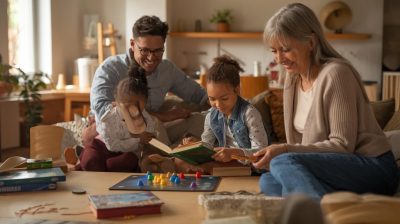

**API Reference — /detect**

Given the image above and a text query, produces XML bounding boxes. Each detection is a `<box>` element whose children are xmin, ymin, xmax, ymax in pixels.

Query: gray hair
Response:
<box><xmin>264</xmin><ymin>3</ymin><xmax>369</xmax><ymax>101</ymax></box>
<box><xmin>264</xmin><ymin>3</ymin><xmax>344</xmax><ymax>79</ymax></box>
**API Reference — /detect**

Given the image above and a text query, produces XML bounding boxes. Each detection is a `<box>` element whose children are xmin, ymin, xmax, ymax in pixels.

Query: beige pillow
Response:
<box><xmin>384</xmin><ymin>111</ymin><xmax>400</xmax><ymax>131</ymax></box>
<box><xmin>370</xmin><ymin>98</ymin><xmax>395</xmax><ymax>129</ymax></box>
<box><xmin>249</xmin><ymin>90</ymin><xmax>274</xmax><ymax>143</ymax></box>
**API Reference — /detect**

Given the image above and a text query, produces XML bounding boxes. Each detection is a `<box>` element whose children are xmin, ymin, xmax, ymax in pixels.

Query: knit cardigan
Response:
<box><xmin>284</xmin><ymin>60</ymin><xmax>391</xmax><ymax>157</ymax></box>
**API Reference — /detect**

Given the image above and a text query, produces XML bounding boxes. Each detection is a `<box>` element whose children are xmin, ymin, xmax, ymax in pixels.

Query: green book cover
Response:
<box><xmin>0</xmin><ymin>167</ymin><xmax>65</xmax><ymax>186</ymax></box>
<box><xmin>149</xmin><ymin>139</ymin><xmax>215</xmax><ymax>165</ymax></box>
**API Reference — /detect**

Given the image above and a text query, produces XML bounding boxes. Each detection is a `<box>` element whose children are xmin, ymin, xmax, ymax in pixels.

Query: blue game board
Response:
<box><xmin>109</xmin><ymin>174</ymin><xmax>221</xmax><ymax>192</ymax></box>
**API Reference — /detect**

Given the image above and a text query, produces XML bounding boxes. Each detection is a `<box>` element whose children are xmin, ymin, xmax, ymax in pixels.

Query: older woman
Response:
<box><xmin>253</xmin><ymin>3</ymin><xmax>398</xmax><ymax>200</ymax></box>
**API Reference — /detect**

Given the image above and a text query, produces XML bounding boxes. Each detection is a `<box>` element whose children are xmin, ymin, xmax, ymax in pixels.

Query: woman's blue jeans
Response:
<box><xmin>259</xmin><ymin>151</ymin><xmax>399</xmax><ymax>200</ymax></box>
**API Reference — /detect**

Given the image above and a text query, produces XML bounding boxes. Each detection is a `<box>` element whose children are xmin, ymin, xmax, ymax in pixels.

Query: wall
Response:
<box><xmin>39</xmin><ymin>0</ymin><xmax>384</xmax><ymax>90</ymax></box>
<box><xmin>383</xmin><ymin>0</ymin><xmax>400</xmax><ymax>72</ymax></box>
<box><xmin>166</xmin><ymin>0</ymin><xmax>384</xmax><ymax>90</ymax></box>
<box><xmin>0</xmin><ymin>0</ymin><xmax>8</xmax><ymax>64</ymax></box>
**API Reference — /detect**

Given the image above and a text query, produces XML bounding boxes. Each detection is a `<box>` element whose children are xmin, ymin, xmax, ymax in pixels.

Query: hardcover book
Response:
<box><xmin>88</xmin><ymin>192</ymin><xmax>164</xmax><ymax>219</ymax></box>
<box><xmin>0</xmin><ymin>167</ymin><xmax>65</xmax><ymax>186</ymax></box>
<box><xmin>0</xmin><ymin>182</ymin><xmax>57</xmax><ymax>193</ymax></box>
<box><xmin>149</xmin><ymin>138</ymin><xmax>216</xmax><ymax>165</ymax></box>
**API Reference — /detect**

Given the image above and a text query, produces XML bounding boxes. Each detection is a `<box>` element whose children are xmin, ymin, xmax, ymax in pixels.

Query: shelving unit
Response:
<box><xmin>169</xmin><ymin>32</ymin><xmax>371</xmax><ymax>40</ymax></box>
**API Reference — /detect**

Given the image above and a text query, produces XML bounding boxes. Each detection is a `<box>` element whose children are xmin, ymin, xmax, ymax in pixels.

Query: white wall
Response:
<box><xmin>125</xmin><ymin>0</ymin><xmax>167</xmax><ymax>48</ymax></box>
<box><xmin>167</xmin><ymin>0</ymin><xmax>383</xmax><ymax>90</ymax></box>
<box><xmin>0</xmin><ymin>0</ymin><xmax>9</xmax><ymax>64</ymax></box>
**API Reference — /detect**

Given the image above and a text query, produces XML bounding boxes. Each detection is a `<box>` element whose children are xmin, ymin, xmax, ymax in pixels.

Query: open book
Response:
<box><xmin>149</xmin><ymin>139</ymin><xmax>215</xmax><ymax>165</ymax></box>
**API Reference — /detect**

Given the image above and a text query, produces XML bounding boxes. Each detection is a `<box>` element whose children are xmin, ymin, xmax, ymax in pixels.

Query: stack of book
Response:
<box><xmin>88</xmin><ymin>192</ymin><xmax>164</xmax><ymax>219</ymax></box>
<box><xmin>0</xmin><ymin>167</ymin><xmax>66</xmax><ymax>193</ymax></box>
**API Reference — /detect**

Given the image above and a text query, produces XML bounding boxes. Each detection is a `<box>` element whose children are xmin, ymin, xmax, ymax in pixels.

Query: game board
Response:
<box><xmin>109</xmin><ymin>173</ymin><xmax>221</xmax><ymax>192</ymax></box>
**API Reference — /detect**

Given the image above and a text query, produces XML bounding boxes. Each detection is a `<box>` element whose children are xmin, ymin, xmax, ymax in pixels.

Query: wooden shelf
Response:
<box><xmin>324</xmin><ymin>33</ymin><xmax>371</xmax><ymax>40</ymax></box>
<box><xmin>169</xmin><ymin>32</ymin><xmax>262</xmax><ymax>39</ymax></box>
<box><xmin>169</xmin><ymin>32</ymin><xmax>371</xmax><ymax>40</ymax></box>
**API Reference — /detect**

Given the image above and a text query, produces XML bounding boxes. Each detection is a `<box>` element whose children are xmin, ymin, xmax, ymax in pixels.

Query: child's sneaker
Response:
<box><xmin>64</xmin><ymin>146</ymin><xmax>79</xmax><ymax>165</ymax></box>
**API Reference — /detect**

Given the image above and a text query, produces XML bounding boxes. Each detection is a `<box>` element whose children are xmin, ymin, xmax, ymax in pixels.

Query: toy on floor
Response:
<box><xmin>109</xmin><ymin>171</ymin><xmax>221</xmax><ymax>192</ymax></box>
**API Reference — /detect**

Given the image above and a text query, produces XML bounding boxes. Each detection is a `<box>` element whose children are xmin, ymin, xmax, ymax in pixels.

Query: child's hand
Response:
<box><xmin>138</xmin><ymin>132</ymin><xmax>155</xmax><ymax>144</ymax></box>
<box><xmin>181</xmin><ymin>136</ymin><xmax>198</xmax><ymax>146</ymax></box>
<box><xmin>212</xmin><ymin>147</ymin><xmax>236</xmax><ymax>162</ymax></box>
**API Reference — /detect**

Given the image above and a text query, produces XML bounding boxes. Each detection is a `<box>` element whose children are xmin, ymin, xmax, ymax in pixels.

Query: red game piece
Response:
<box><xmin>179</xmin><ymin>172</ymin><xmax>185</xmax><ymax>179</ymax></box>
<box><xmin>195</xmin><ymin>171</ymin><xmax>201</xmax><ymax>178</ymax></box>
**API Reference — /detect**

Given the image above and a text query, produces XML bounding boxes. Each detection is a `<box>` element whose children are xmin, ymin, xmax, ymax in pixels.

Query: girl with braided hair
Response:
<box><xmin>71</xmin><ymin>64</ymin><xmax>172</xmax><ymax>172</ymax></box>
<box><xmin>179</xmin><ymin>55</ymin><xmax>269</xmax><ymax>173</ymax></box>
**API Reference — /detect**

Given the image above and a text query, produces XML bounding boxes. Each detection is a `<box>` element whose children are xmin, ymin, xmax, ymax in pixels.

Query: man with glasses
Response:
<box><xmin>89</xmin><ymin>15</ymin><xmax>209</xmax><ymax>152</ymax></box>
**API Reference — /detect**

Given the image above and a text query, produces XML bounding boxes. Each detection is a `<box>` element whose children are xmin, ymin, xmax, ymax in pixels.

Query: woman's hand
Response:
<box><xmin>212</xmin><ymin>147</ymin><xmax>243</xmax><ymax>162</ymax></box>
<box><xmin>252</xmin><ymin>144</ymin><xmax>287</xmax><ymax>170</ymax></box>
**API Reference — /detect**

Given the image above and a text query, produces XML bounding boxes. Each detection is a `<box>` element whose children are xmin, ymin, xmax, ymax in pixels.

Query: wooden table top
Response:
<box><xmin>1</xmin><ymin>171</ymin><xmax>260</xmax><ymax>223</ymax></box>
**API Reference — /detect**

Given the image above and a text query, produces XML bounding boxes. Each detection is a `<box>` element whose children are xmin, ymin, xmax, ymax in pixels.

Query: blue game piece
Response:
<box><xmin>169</xmin><ymin>175</ymin><xmax>176</xmax><ymax>182</ymax></box>
<box><xmin>190</xmin><ymin>181</ymin><xmax>197</xmax><ymax>188</ymax></box>
<box><xmin>174</xmin><ymin>177</ymin><xmax>181</xmax><ymax>184</ymax></box>
<box><xmin>137</xmin><ymin>180</ymin><xmax>144</xmax><ymax>187</ymax></box>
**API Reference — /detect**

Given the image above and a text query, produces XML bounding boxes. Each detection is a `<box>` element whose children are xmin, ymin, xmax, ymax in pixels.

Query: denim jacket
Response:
<box><xmin>209</xmin><ymin>96</ymin><xmax>251</xmax><ymax>148</ymax></box>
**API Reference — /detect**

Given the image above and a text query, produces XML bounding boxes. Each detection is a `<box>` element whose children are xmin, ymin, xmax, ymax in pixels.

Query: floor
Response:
<box><xmin>1</xmin><ymin>147</ymin><xmax>30</xmax><ymax>162</ymax></box>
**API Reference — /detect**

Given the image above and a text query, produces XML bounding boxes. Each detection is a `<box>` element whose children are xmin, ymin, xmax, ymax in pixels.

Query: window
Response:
<box><xmin>7</xmin><ymin>0</ymin><xmax>35</xmax><ymax>73</ymax></box>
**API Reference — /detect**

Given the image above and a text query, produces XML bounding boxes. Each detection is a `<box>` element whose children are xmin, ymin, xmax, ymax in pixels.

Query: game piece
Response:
<box><xmin>169</xmin><ymin>175</ymin><xmax>177</xmax><ymax>183</ymax></box>
<box><xmin>166</xmin><ymin>172</ymin><xmax>171</xmax><ymax>178</ymax></box>
<box><xmin>146</xmin><ymin>171</ymin><xmax>152</xmax><ymax>176</ymax></box>
<box><xmin>160</xmin><ymin>179</ymin><xmax>167</xmax><ymax>186</ymax></box>
<box><xmin>147</xmin><ymin>174</ymin><xmax>154</xmax><ymax>181</ymax></box>
<box><xmin>195</xmin><ymin>171</ymin><xmax>202</xmax><ymax>179</ymax></box>
<box><xmin>190</xmin><ymin>182</ymin><xmax>197</xmax><ymax>188</ymax></box>
<box><xmin>72</xmin><ymin>188</ymin><xmax>86</xmax><ymax>194</ymax></box>
<box><xmin>179</xmin><ymin>172</ymin><xmax>185</xmax><ymax>179</ymax></box>
<box><xmin>137</xmin><ymin>180</ymin><xmax>144</xmax><ymax>187</ymax></box>
<box><xmin>174</xmin><ymin>177</ymin><xmax>181</xmax><ymax>184</ymax></box>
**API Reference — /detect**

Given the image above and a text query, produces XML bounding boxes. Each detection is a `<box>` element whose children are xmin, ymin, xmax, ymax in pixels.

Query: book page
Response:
<box><xmin>173</xmin><ymin>141</ymin><xmax>204</xmax><ymax>153</ymax></box>
<box><xmin>149</xmin><ymin>138</ymin><xmax>173</xmax><ymax>154</ymax></box>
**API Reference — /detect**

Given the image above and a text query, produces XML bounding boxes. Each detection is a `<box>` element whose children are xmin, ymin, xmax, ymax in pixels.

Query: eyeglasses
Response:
<box><xmin>135</xmin><ymin>42</ymin><xmax>165</xmax><ymax>57</ymax></box>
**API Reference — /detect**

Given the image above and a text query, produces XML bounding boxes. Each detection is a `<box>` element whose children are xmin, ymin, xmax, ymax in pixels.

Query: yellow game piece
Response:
<box><xmin>166</xmin><ymin>172</ymin><xmax>171</xmax><ymax>178</ymax></box>
<box><xmin>160</xmin><ymin>179</ymin><xmax>167</xmax><ymax>186</ymax></box>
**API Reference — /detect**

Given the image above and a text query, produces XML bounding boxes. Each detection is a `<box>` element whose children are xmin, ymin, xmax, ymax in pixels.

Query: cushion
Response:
<box><xmin>371</xmin><ymin>98</ymin><xmax>395</xmax><ymax>129</ymax></box>
<box><xmin>384</xmin><ymin>111</ymin><xmax>400</xmax><ymax>131</ymax></box>
<box><xmin>265</xmin><ymin>89</ymin><xmax>286</xmax><ymax>143</ymax></box>
<box><xmin>385</xmin><ymin>130</ymin><xmax>400</xmax><ymax>167</ymax></box>
<box><xmin>159</xmin><ymin>95</ymin><xmax>206</xmax><ymax>113</ymax></box>
<box><xmin>249</xmin><ymin>90</ymin><xmax>274</xmax><ymax>143</ymax></box>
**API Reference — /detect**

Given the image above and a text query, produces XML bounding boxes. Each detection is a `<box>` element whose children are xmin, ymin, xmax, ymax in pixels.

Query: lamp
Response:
<box><xmin>320</xmin><ymin>1</ymin><xmax>352</xmax><ymax>34</ymax></box>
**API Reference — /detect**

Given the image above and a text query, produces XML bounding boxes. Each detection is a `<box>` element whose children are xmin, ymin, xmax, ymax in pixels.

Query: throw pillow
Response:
<box><xmin>249</xmin><ymin>90</ymin><xmax>274</xmax><ymax>144</ymax></box>
<box><xmin>370</xmin><ymin>98</ymin><xmax>395</xmax><ymax>129</ymax></box>
<box><xmin>264</xmin><ymin>89</ymin><xmax>286</xmax><ymax>143</ymax></box>
<box><xmin>384</xmin><ymin>111</ymin><xmax>400</xmax><ymax>131</ymax></box>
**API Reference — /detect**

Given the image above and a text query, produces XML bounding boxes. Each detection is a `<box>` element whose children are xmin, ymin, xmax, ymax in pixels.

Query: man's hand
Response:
<box><xmin>138</xmin><ymin>132</ymin><xmax>155</xmax><ymax>145</ymax></box>
<box><xmin>82</xmin><ymin>115</ymin><xmax>98</xmax><ymax>146</ymax></box>
<box><xmin>252</xmin><ymin>144</ymin><xmax>287</xmax><ymax>170</ymax></box>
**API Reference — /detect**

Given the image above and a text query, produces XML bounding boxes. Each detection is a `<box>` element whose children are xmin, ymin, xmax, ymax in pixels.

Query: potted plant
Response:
<box><xmin>0</xmin><ymin>54</ymin><xmax>48</xmax><ymax>144</ymax></box>
<box><xmin>209</xmin><ymin>9</ymin><xmax>234</xmax><ymax>32</ymax></box>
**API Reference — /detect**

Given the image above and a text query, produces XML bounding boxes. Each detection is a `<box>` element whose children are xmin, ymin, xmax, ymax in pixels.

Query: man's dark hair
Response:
<box><xmin>132</xmin><ymin>16</ymin><xmax>169</xmax><ymax>40</ymax></box>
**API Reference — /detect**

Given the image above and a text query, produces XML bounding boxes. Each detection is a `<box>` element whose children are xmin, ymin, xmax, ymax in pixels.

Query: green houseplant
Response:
<box><xmin>209</xmin><ymin>9</ymin><xmax>234</xmax><ymax>32</ymax></box>
<box><xmin>0</xmin><ymin>54</ymin><xmax>47</xmax><ymax>144</ymax></box>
